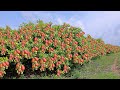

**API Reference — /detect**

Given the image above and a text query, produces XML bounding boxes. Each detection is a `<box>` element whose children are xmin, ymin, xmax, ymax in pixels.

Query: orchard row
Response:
<box><xmin>0</xmin><ymin>20</ymin><xmax>120</xmax><ymax>78</ymax></box>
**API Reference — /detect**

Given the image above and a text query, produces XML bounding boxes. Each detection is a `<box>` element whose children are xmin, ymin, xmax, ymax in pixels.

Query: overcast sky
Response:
<box><xmin>0</xmin><ymin>11</ymin><xmax>120</xmax><ymax>46</ymax></box>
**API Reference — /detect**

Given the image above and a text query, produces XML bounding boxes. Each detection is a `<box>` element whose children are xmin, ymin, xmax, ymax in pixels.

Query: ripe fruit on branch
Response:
<box><xmin>2</xmin><ymin>62</ymin><xmax>6</xmax><ymax>67</ymax></box>
<box><xmin>32</xmin><ymin>46</ymin><xmax>39</xmax><ymax>53</ymax></box>
<box><xmin>9</xmin><ymin>54</ymin><xmax>14</xmax><ymax>61</ymax></box>
<box><xmin>51</xmin><ymin>57</ymin><xmax>55</xmax><ymax>61</ymax></box>
<box><xmin>63</xmin><ymin>65</ymin><xmax>69</xmax><ymax>73</ymax></box>
<box><xmin>43</xmin><ymin>58</ymin><xmax>47</xmax><ymax>62</ymax></box>
<box><xmin>74</xmin><ymin>41</ymin><xmax>78</xmax><ymax>45</ymax></box>
<box><xmin>34</xmin><ymin>57</ymin><xmax>39</xmax><ymax>61</ymax></box>
<box><xmin>34</xmin><ymin>46</ymin><xmax>39</xmax><ymax>51</ymax></box>
<box><xmin>21</xmin><ymin>65</ymin><xmax>25</xmax><ymax>71</ymax></box>
<box><xmin>16</xmin><ymin>50</ymin><xmax>20</xmax><ymax>54</ymax></box>
<box><xmin>74</xmin><ymin>53</ymin><xmax>79</xmax><ymax>57</ymax></box>
<box><xmin>5</xmin><ymin>61</ymin><xmax>9</xmax><ymax>67</ymax></box>
<box><xmin>32</xmin><ymin>48</ymin><xmax>35</xmax><ymax>53</ymax></box>
<box><xmin>34</xmin><ymin>37</ymin><xmax>38</xmax><ymax>41</ymax></box>
<box><xmin>0</xmin><ymin>71</ymin><xmax>3</xmax><ymax>77</ymax></box>
<box><xmin>32</xmin><ymin>58</ymin><xmax>35</xmax><ymax>63</ymax></box>
<box><xmin>16</xmin><ymin>63</ymin><xmax>25</xmax><ymax>75</ymax></box>
<box><xmin>49</xmin><ymin>47</ymin><xmax>54</xmax><ymax>52</ymax></box>
<box><xmin>0</xmin><ymin>64</ymin><xmax>3</xmax><ymax>68</ymax></box>
<box><xmin>1</xmin><ymin>47</ymin><xmax>6</xmax><ymax>55</ymax></box>
<box><xmin>80</xmin><ymin>59</ymin><xmax>84</xmax><ymax>63</ymax></box>
<box><xmin>16</xmin><ymin>63</ymin><xmax>20</xmax><ymax>69</ymax></box>
<box><xmin>57</xmin><ymin>70</ymin><xmax>61</xmax><ymax>76</ymax></box>
<box><xmin>60</xmin><ymin>56</ymin><xmax>65</xmax><ymax>62</ymax></box>
<box><xmin>24</xmin><ymin>50</ymin><xmax>29</xmax><ymax>54</ymax></box>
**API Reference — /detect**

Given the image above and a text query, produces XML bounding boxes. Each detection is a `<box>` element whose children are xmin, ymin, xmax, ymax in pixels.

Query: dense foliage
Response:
<box><xmin>0</xmin><ymin>20</ymin><xmax>120</xmax><ymax>78</ymax></box>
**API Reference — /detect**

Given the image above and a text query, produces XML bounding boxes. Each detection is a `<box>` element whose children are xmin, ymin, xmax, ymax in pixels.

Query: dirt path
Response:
<box><xmin>111</xmin><ymin>58</ymin><xmax>120</xmax><ymax>75</ymax></box>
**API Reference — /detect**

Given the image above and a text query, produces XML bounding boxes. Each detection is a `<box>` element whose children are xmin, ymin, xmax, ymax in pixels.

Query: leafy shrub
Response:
<box><xmin>0</xmin><ymin>20</ymin><xmax>120</xmax><ymax>78</ymax></box>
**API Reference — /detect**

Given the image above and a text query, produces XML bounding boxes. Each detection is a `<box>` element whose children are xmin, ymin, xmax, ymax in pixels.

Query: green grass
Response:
<box><xmin>5</xmin><ymin>52</ymin><xmax>120</xmax><ymax>79</ymax></box>
<box><xmin>69</xmin><ymin>52</ymin><xmax>120</xmax><ymax>79</ymax></box>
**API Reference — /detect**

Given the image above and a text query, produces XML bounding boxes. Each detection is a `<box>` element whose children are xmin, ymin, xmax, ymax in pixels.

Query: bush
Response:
<box><xmin>0</xmin><ymin>20</ymin><xmax>120</xmax><ymax>78</ymax></box>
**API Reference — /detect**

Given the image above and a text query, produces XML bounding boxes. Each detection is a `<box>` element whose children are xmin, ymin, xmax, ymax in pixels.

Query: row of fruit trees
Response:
<box><xmin>0</xmin><ymin>20</ymin><xmax>120</xmax><ymax>78</ymax></box>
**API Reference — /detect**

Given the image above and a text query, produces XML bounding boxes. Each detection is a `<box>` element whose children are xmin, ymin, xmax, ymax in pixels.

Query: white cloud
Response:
<box><xmin>73</xmin><ymin>20</ymin><xmax>85</xmax><ymax>30</ymax></box>
<box><xmin>83</xmin><ymin>11</ymin><xmax>120</xmax><ymax>45</ymax></box>
<box><xmin>20</xmin><ymin>11</ymin><xmax>37</xmax><ymax>21</ymax></box>
<box><xmin>20</xmin><ymin>11</ymin><xmax>84</xmax><ymax>30</ymax></box>
<box><xmin>65</xmin><ymin>15</ymin><xmax>85</xmax><ymax>30</ymax></box>
<box><xmin>57</xmin><ymin>18</ymin><xmax>63</xmax><ymax>25</ymax></box>
<box><xmin>20</xmin><ymin>11</ymin><xmax>54</xmax><ymax>23</ymax></box>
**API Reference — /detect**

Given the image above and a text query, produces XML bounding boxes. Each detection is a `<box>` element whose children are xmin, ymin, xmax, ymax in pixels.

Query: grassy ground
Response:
<box><xmin>4</xmin><ymin>52</ymin><xmax>120</xmax><ymax>79</ymax></box>
<box><xmin>72</xmin><ymin>52</ymin><xmax>120</xmax><ymax>79</ymax></box>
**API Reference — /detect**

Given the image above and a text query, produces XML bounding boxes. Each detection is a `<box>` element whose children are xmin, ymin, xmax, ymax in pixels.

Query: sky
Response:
<box><xmin>0</xmin><ymin>11</ymin><xmax>120</xmax><ymax>46</ymax></box>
